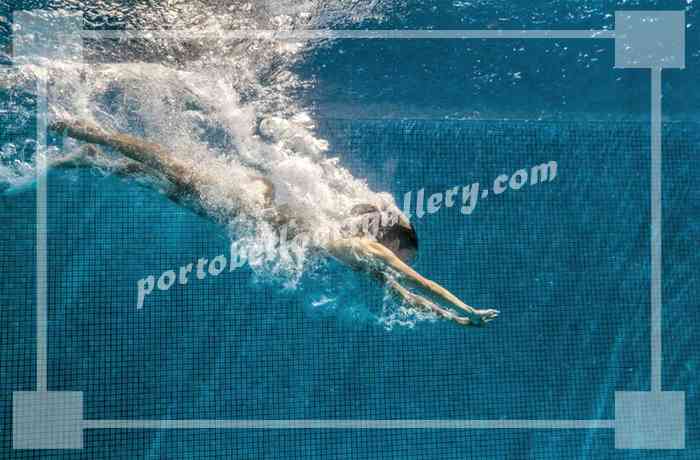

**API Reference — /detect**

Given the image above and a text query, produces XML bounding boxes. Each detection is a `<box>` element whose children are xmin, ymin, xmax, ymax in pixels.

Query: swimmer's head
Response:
<box><xmin>377</xmin><ymin>218</ymin><xmax>418</xmax><ymax>263</ymax></box>
<box><xmin>349</xmin><ymin>203</ymin><xmax>418</xmax><ymax>264</ymax></box>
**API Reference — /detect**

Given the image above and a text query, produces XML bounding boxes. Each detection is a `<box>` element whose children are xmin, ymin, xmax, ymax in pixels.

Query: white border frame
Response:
<box><xmin>3</xmin><ymin>8</ymin><xmax>686</xmax><ymax>450</ymax></box>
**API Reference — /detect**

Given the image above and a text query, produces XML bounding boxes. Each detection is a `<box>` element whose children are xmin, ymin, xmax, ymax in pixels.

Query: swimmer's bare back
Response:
<box><xmin>50</xmin><ymin>119</ymin><xmax>499</xmax><ymax>327</ymax></box>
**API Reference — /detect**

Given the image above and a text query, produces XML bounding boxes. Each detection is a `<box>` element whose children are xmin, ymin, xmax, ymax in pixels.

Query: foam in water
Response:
<box><xmin>0</xmin><ymin>1</ymin><xmax>427</xmax><ymax>327</ymax></box>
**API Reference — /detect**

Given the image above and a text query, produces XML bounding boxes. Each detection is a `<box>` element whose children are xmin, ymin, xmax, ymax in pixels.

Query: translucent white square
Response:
<box><xmin>615</xmin><ymin>11</ymin><xmax>685</xmax><ymax>69</ymax></box>
<box><xmin>13</xmin><ymin>391</ymin><xmax>84</xmax><ymax>449</ymax></box>
<box><xmin>615</xmin><ymin>391</ymin><xmax>685</xmax><ymax>449</ymax></box>
<box><xmin>12</xmin><ymin>10</ymin><xmax>83</xmax><ymax>64</ymax></box>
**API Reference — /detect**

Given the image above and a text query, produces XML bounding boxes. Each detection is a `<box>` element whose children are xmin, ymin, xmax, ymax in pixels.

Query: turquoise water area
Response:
<box><xmin>1</xmin><ymin>0</ymin><xmax>699</xmax><ymax>458</ymax></box>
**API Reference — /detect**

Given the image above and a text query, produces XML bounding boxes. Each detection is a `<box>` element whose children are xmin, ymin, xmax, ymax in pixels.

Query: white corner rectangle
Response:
<box><xmin>13</xmin><ymin>391</ymin><xmax>84</xmax><ymax>449</ymax></box>
<box><xmin>615</xmin><ymin>11</ymin><xmax>685</xmax><ymax>69</ymax></box>
<box><xmin>614</xmin><ymin>391</ymin><xmax>685</xmax><ymax>449</ymax></box>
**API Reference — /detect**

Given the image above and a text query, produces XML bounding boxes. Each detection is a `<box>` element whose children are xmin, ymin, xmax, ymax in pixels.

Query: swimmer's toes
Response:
<box><xmin>474</xmin><ymin>308</ymin><xmax>499</xmax><ymax>324</ymax></box>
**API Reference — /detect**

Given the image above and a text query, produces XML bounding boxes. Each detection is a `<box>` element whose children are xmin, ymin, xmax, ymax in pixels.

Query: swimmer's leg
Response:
<box><xmin>49</xmin><ymin>120</ymin><xmax>277</xmax><ymax>220</ymax></box>
<box><xmin>51</xmin><ymin>143</ymin><xmax>208</xmax><ymax>218</ymax></box>
<box><xmin>50</xmin><ymin>119</ymin><xmax>271</xmax><ymax>215</ymax></box>
<box><xmin>50</xmin><ymin>119</ymin><xmax>198</xmax><ymax>191</ymax></box>
<box><xmin>49</xmin><ymin>144</ymin><xmax>150</xmax><ymax>176</ymax></box>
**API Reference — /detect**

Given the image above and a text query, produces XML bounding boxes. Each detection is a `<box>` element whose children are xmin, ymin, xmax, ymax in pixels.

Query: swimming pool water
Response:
<box><xmin>1</xmin><ymin>0</ymin><xmax>699</xmax><ymax>458</ymax></box>
<box><xmin>1</xmin><ymin>117</ymin><xmax>698</xmax><ymax>458</ymax></box>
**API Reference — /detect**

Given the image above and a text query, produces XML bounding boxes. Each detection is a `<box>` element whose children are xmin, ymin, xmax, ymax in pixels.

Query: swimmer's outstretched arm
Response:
<box><xmin>329</xmin><ymin>237</ymin><xmax>499</xmax><ymax>326</ymax></box>
<box><xmin>381</xmin><ymin>275</ymin><xmax>473</xmax><ymax>326</ymax></box>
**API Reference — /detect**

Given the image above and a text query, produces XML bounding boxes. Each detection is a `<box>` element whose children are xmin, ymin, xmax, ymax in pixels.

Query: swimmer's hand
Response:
<box><xmin>380</xmin><ymin>273</ymin><xmax>499</xmax><ymax>328</ymax></box>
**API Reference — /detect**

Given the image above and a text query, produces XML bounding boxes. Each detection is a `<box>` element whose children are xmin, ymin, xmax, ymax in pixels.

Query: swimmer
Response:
<box><xmin>49</xmin><ymin>118</ymin><xmax>499</xmax><ymax>327</ymax></box>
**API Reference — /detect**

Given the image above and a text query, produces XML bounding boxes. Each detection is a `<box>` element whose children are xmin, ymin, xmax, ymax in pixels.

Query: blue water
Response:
<box><xmin>2</xmin><ymin>1</ymin><xmax>699</xmax><ymax>459</ymax></box>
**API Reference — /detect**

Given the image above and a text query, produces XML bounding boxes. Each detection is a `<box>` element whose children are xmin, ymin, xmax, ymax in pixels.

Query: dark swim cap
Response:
<box><xmin>350</xmin><ymin>204</ymin><xmax>418</xmax><ymax>264</ymax></box>
<box><xmin>378</xmin><ymin>219</ymin><xmax>418</xmax><ymax>264</ymax></box>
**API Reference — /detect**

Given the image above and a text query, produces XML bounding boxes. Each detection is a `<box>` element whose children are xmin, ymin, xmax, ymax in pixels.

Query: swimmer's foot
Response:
<box><xmin>434</xmin><ymin>307</ymin><xmax>499</xmax><ymax>328</ymax></box>
<box><xmin>466</xmin><ymin>308</ymin><xmax>500</xmax><ymax>326</ymax></box>
<box><xmin>451</xmin><ymin>309</ymin><xmax>499</xmax><ymax>327</ymax></box>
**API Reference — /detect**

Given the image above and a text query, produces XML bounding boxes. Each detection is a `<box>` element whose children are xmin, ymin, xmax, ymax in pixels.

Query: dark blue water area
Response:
<box><xmin>294</xmin><ymin>0</ymin><xmax>699</xmax><ymax>121</ymax></box>
<box><xmin>0</xmin><ymin>119</ymin><xmax>698</xmax><ymax>458</ymax></box>
<box><xmin>2</xmin><ymin>0</ymin><xmax>699</xmax><ymax>120</ymax></box>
